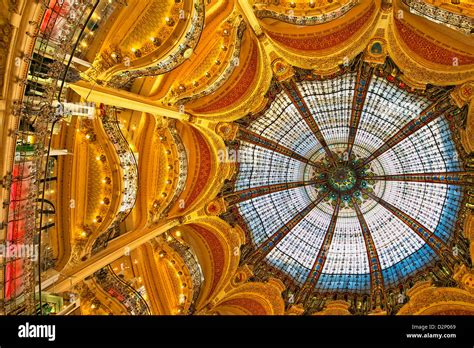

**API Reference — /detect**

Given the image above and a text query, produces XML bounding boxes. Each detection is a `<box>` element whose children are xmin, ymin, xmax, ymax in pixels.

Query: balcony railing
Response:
<box><xmin>107</xmin><ymin>0</ymin><xmax>205</xmax><ymax>89</ymax></box>
<box><xmin>94</xmin><ymin>265</ymin><xmax>151</xmax><ymax>315</ymax></box>
<box><xmin>254</xmin><ymin>0</ymin><xmax>359</xmax><ymax>26</ymax></box>
<box><xmin>175</xmin><ymin>18</ymin><xmax>247</xmax><ymax>106</ymax></box>
<box><xmin>158</xmin><ymin>120</ymin><xmax>188</xmax><ymax>219</ymax></box>
<box><xmin>167</xmin><ymin>235</ymin><xmax>203</xmax><ymax>314</ymax></box>
<box><xmin>402</xmin><ymin>0</ymin><xmax>473</xmax><ymax>35</ymax></box>
<box><xmin>90</xmin><ymin>105</ymin><xmax>138</xmax><ymax>254</ymax></box>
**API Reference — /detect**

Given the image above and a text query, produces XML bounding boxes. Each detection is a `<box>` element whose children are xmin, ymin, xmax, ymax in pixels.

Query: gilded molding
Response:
<box><xmin>191</xmin><ymin>40</ymin><xmax>274</xmax><ymax>121</ymax></box>
<box><xmin>397</xmin><ymin>280</ymin><xmax>474</xmax><ymax>315</ymax></box>
<box><xmin>171</xmin><ymin>18</ymin><xmax>247</xmax><ymax>106</ymax></box>
<box><xmin>266</xmin><ymin>6</ymin><xmax>379</xmax><ymax>73</ymax></box>
<box><xmin>0</xmin><ymin>20</ymin><xmax>13</xmax><ymax>98</ymax></box>
<box><xmin>450</xmin><ymin>81</ymin><xmax>474</xmax><ymax>108</ymax></box>
<box><xmin>209</xmin><ymin>278</ymin><xmax>286</xmax><ymax>315</ymax></box>
<box><xmin>106</xmin><ymin>0</ymin><xmax>206</xmax><ymax>89</ymax></box>
<box><xmin>254</xmin><ymin>0</ymin><xmax>359</xmax><ymax>26</ymax></box>
<box><xmin>387</xmin><ymin>16</ymin><xmax>474</xmax><ymax>86</ymax></box>
<box><xmin>401</xmin><ymin>0</ymin><xmax>473</xmax><ymax>35</ymax></box>
<box><xmin>313</xmin><ymin>300</ymin><xmax>352</xmax><ymax>316</ymax></box>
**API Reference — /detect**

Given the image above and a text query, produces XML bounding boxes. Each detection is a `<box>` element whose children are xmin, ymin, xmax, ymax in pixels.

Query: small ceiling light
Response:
<box><xmin>152</xmin><ymin>38</ymin><xmax>162</xmax><ymax>47</ymax></box>
<box><xmin>132</xmin><ymin>48</ymin><xmax>142</xmax><ymax>57</ymax></box>
<box><xmin>175</xmin><ymin>231</ymin><xmax>182</xmax><ymax>237</ymax></box>
<box><xmin>182</xmin><ymin>47</ymin><xmax>193</xmax><ymax>59</ymax></box>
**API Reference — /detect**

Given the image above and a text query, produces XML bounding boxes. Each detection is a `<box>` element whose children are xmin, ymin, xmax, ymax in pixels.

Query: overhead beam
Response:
<box><xmin>46</xmin><ymin>219</ymin><xmax>180</xmax><ymax>293</ymax></box>
<box><xmin>237</xmin><ymin>0</ymin><xmax>264</xmax><ymax>36</ymax></box>
<box><xmin>69</xmin><ymin>80</ymin><xmax>189</xmax><ymax>120</ymax></box>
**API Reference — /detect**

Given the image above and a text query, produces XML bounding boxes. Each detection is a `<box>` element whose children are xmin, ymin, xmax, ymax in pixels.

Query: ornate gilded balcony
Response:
<box><xmin>94</xmin><ymin>265</ymin><xmax>151</xmax><ymax>315</ymax></box>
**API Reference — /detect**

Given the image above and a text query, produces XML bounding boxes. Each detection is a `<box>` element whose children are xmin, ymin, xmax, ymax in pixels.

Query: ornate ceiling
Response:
<box><xmin>1</xmin><ymin>0</ymin><xmax>474</xmax><ymax>317</ymax></box>
<box><xmin>225</xmin><ymin>57</ymin><xmax>469</xmax><ymax>310</ymax></box>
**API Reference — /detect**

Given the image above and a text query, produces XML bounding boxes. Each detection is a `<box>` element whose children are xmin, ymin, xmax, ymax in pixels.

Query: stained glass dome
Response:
<box><xmin>225</xmin><ymin>59</ymin><xmax>469</xmax><ymax>309</ymax></box>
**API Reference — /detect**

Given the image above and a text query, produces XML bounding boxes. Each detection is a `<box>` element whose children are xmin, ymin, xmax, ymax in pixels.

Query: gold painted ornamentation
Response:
<box><xmin>387</xmin><ymin>16</ymin><xmax>474</xmax><ymax>86</ymax></box>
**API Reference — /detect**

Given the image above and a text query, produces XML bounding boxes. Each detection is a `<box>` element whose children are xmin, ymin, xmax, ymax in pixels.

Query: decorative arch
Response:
<box><xmin>206</xmin><ymin>278</ymin><xmax>286</xmax><ymax>315</ymax></box>
<box><xmin>180</xmin><ymin>217</ymin><xmax>245</xmax><ymax>310</ymax></box>
<box><xmin>166</xmin><ymin>122</ymin><xmax>233</xmax><ymax>216</ymax></box>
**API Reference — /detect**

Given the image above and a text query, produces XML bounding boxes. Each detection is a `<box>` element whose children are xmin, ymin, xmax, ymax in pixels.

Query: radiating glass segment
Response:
<box><xmin>232</xmin><ymin>71</ymin><xmax>464</xmax><ymax>295</ymax></box>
